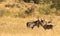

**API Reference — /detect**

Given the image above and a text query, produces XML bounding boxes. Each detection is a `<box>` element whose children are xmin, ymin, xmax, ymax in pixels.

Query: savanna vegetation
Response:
<box><xmin>0</xmin><ymin>0</ymin><xmax>60</xmax><ymax>36</ymax></box>
<box><xmin>0</xmin><ymin>0</ymin><xmax>60</xmax><ymax>17</ymax></box>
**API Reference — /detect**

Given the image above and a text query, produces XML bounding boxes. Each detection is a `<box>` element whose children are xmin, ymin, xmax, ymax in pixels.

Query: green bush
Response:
<box><xmin>52</xmin><ymin>0</ymin><xmax>60</xmax><ymax>10</ymax></box>
<box><xmin>43</xmin><ymin>0</ymin><xmax>51</xmax><ymax>3</ymax></box>
<box><xmin>38</xmin><ymin>6</ymin><xmax>51</xmax><ymax>15</ymax></box>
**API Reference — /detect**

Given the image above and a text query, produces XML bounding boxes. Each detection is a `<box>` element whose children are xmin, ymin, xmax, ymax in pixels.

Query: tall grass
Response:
<box><xmin>18</xmin><ymin>0</ymin><xmax>23</xmax><ymax>3</ymax></box>
<box><xmin>0</xmin><ymin>0</ymin><xmax>60</xmax><ymax>17</ymax></box>
<box><xmin>0</xmin><ymin>0</ymin><xmax>4</xmax><ymax>2</ymax></box>
<box><xmin>38</xmin><ymin>4</ymin><xmax>52</xmax><ymax>15</ymax></box>
<box><xmin>0</xmin><ymin>10</ymin><xmax>12</xmax><ymax>17</ymax></box>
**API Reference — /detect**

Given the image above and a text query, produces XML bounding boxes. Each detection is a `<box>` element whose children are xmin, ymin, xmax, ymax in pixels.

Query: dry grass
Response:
<box><xmin>0</xmin><ymin>0</ymin><xmax>60</xmax><ymax>36</ymax></box>
<box><xmin>0</xmin><ymin>15</ymin><xmax>60</xmax><ymax>36</ymax></box>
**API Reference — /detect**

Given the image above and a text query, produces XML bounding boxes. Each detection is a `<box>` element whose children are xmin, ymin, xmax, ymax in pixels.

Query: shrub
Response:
<box><xmin>18</xmin><ymin>0</ymin><xmax>23</xmax><ymax>2</ymax></box>
<box><xmin>52</xmin><ymin>0</ymin><xmax>60</xmax><ymax>10</ymax></box>
<box><xmin>38</xmin><ymin>7</ymin><xmax>51</xmax><ymax>15</ymax></box>
<box><xmin>25</xmin><ymin>7</ymin><xmax>34</xmax><ymax>15</ymax></box>
<box><xmin>33</xmin><ymin>0</ymin><xmax>40</xmax><ymax>4</ymax></box>
<box><xmin>43</xmin><ymin>0</ymin><xmax>51</xmax><ymax>3</ymax></box>
<box><xmin>5</xmin><ymin>4</ymin><xmax>15</xmax><ymax>8</ymax></box>
<box><xmin>23</xmin><ymin>0</ymin><xmax>30</xmax><ymax>3</ymax></box>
